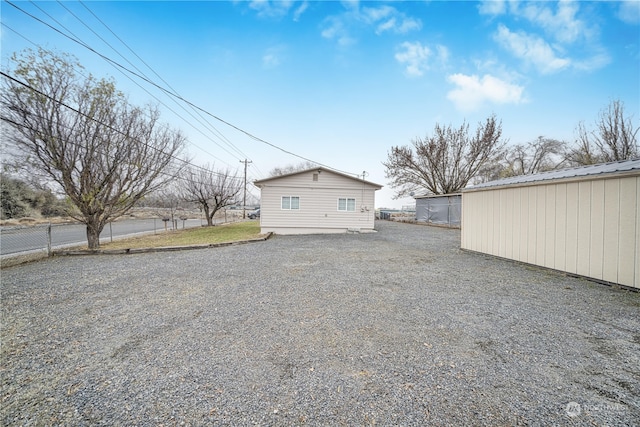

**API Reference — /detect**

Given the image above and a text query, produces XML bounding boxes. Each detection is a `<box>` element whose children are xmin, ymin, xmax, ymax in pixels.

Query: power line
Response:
<box><xmin>64</xmin><ymin>0</ymin><xmax>252</xmax><ymax>163</ymax></box>
<box><xmin>77</xmin><ymin>0</ymin><xmax>252</xmax><ymax>163</ymax></box>
<box><xmin>0</xmin><ymin>71</ymin><xmax>242</xmax><ymax>183</ymax></box>
<box><xmin>4</xmin><ymin>0</ymin><xmax>359</xmax><ymax>179</ymax></box>
<box><xmin>0</xmin><ymin>21</ymin><xmax>236</xmax><ymax>169</ymax></box>
<box><xmin>1</xmin><ymin>113</ymin><xmax>243</xmax><ymax>194</ymax></box>
<box><xmin>14</xmin><ymin>2</ymin><xmax>247</xmax><ymax>169</ymax></box>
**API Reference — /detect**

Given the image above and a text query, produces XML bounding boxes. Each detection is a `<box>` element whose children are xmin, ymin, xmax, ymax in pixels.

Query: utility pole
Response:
<box><xmin>240</xmin><ymin>159</ymin><xmax>252</xmax><ymax>219</ymax></box>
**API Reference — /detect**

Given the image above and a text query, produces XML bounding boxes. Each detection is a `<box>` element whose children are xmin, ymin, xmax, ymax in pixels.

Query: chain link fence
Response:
<box><xmin>0</xmin><ymin>217</ymin><xmax>205</xmax><ymax>259</ymax></box>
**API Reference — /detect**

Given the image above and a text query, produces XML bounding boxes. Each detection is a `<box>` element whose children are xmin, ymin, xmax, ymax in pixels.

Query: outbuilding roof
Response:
<box><xmin>414</xmin><ymin>193</ymin><xmax>462</xmax><ymax>199</ymax></box>
<box><xmin>254</xmin><ymin>166</ymin><xmax>383</xmax><ymax>189</ymax></box>
<box><xmin>466</xmin><ymin>158</ymin><xmax>640</xmax><ymax>191</ymax></box>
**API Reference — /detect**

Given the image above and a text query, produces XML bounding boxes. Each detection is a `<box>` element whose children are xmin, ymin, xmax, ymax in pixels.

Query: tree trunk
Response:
<box><xmin>86</xmin><ymin>221</ymin><xmax>104</xmax><ymax>250</ymax></box>
<box><xmin>203</xmin><ymin>205</ymin><xmax>213</xmax><ymax>226</ymax></box>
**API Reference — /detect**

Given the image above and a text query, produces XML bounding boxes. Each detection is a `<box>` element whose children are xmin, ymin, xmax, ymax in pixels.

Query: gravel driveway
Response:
<box><xmin>1</xmin><ymin>220</ymin><xmax>639</xmax><ymax>426</ymax></box>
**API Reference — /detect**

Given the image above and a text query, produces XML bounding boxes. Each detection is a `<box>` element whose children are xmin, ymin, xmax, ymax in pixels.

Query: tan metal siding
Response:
<box><xmin>461</xmin><ymin>175</ymin><xmax>639</xmax><ymax>289</ymax></box>
<box><xmin>526</xmin><ymin>187</ymin><xmax>536</xmax><ymax>264</ymax></box>
<box><xmin>490</xmin><ymin>191</ymin><xmax>500</xmax><ymax>256</ymax></box>
<box><xmin>554</xmin><ymin>184</ymin><xmax>567</xmax><ymax>272</ymax></box>
<box><xmin>603</xmin><ymin>179</ymin><xmax>620</xmax><ymax>283</ymax></box>
<box><xmin>544</xmin><ymin>185</ymin><xmax>556</xmax><ymax>269</ymax></box>
<box><xmin>565</xmin><ymin>182</ymin><xmax>579</xmax><ymax>275</ymax></box>
<box><xmin>589</xmin><ymin>180</ymin><xmax>606</xmax><ymax>280</ymax></box>
<box><xmin>535</xmin><ymin>186</ymin><xmax>546</xmax><ymax>266</ymax></box>
<box><xmin>619</xmin><ymin>177</ymin><xmax>638</xmax><ymax>287</ymax></box>
<box><xmin>511</xmin><ymin>188</ymin><xmax>521</xmax><ymax>261</ymax></box>
<box><xmin>500</xmin><ymin>188</ymin><xmax>510</xmax><ymax>258</ymax></box>
<box><xmin>576</xmin><ymin>181</ymin><xmax>591</xmax><ymax>277</ymax></box>
<box><xmin>482</xmin><ymin>191</ymin><xmax>491</xmax><ymax>254</ymax></box>
<box><xmin>636</xmin><ymin>177</ymin><xmax>640</xmax><ymax>289</ymax></box>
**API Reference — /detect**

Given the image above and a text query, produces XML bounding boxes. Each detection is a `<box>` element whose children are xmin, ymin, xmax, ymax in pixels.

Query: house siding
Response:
<box><xmin>461</xmin><ymin>174</ymin><xmax>640</xmax><ymax>289</ymax></box>
<box><xmin>256</xmin><ymin>170</ymin><xmax>379</xmax><ymax>235</ymax></box>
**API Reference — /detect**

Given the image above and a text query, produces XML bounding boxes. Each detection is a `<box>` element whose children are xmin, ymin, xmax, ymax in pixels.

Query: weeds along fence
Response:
<box><xmin>0</xmin><ymin>217</ymin><xmax>206</xmax><ymax>259</ymax></box>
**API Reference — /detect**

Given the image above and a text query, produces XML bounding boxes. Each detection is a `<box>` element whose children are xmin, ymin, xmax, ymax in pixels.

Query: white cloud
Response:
<box><xmin>397</xmin><ymin>17</ymin><xmax>422</xmax><ymax>33</ymax></box>
<box><xmin>483</xmin><ymin>1</ymin><xmax>610</xmax><ymax>74</ymax></box>
<box><xmin>362</xmin><ymin>5</ymin><xmax>421</xmax><ymax>34</ymax></box>
<box><xmin>248</xmin><ymin>0</ymin><xmax>311</xmax><ymax>20</ymax></box>
<box><xmin>321</xmin><ymin>3</ymin><xmax>421</xmax><ymax>46</ymax></box>
<box><xmin>478</xmin><ymin>0</ymin><xmax>506</xmax><ymax>16</ymax></box>
<box><xmin>572</xmin><ymin>48</ymin><xmax>611</xmax><ymax>71</ymax></box>
<box><xmin>446</xmin><ymin>73</ymin><xmax>525</xmax><ymax>112</ymax></box>
<box><xmin>494</xmin><ymin>24</ymin><xmax>571</xmax><ymax>74</ymax></box>
<box><xmin>395</xmin><ymin>42</ymin><xmax>431</xmax><ymax>76</ymax></box>
<box><xmin>377</xmin><ymin>17</ymin><xmax>398</xmax><ymax>34</ymax></box>
<box><xmin>395</xmin><ymin>42</ymin><xmax>448</xmax><ymax>77</ymax></box>
<box><xmin>519</xmin><ymin>0</ymin><xmax>589</xmax><ymax>44</ymax></box>
<box><xmin>362</xmin><ymin>4</ymin><xmax>394</xmax><ymax>22</ymax></box>
<box><xmin>618</xmin><ymin>0</ymin><xmax>640</xmax><ymax>24</ymax></box>
<box><xmin>249</xmin><ymin>0</ymin><xmax>294</xmax><ymax>18</ymax></box>
<box><xmin>262</xmin><ymin>45</ymin><xmax>286</xmax><ymax>68</ymax></box>
<box><xmin>436</xmin><ymin>45</ymin><xmax>450</xmax><ymax>65</ymax></box>
<box><xmin>321</xmin><ymin>17</ymin><xmax>356</xmax><ymax>47</ymax></box>
<box><xmin>262</xmin><ymin>53</ymin><xmax>280</xmax><ymax>68</ymax></box>
<box><xmin>293</xmin><ymin>1</ymin><xmax>309</xmax><ymax>22</ymax></box>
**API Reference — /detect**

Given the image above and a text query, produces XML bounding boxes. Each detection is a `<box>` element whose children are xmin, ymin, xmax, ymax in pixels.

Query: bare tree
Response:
<box><xmin>180</xmin><ymin>164</ymin><xmax>242</xmax><ymax>226</ymax></box>
<box><xmin>470</xmin><ymin>161</ymin><xmax>505</xmax><ymax>185</ymax></box>
<box><xmin>383</xmin><ymin>115</ymin><xmax>506</xmax><ymax>196</ymax></box>
<box><xmin>269</xmin><ymin>161</ymin><xmax>318</xmax><ymax>177</ymax></box>
<box><xmin>1</xmin><ymin>48</ymin><xmax>186</xmax><ymax>249</ymax></box>
<box><xmin>143</xmin><ymin>182</ymin><xmax>186</xmax><ymax>223</ymax></box>
<box><xmin>569</xmin><ymin>121</ymin><xmax>600</xmax><ymax>165</ymax></box>
<box><xmin>503</xmin><ymin>137</ymin><xmax>567</xmax><ymax>176</ymax></box>
<box><xmin>567</xmin><ymin>99</ymin><xmax>639</xmax><ymax>165</ymax></box>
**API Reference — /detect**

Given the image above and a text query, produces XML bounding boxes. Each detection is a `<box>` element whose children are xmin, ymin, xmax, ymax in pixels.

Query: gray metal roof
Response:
<box><xmin>414</xmin><ymin>193</ymin><xmax>462</xmax><ymax>199</ymax></box>
<box><xmin>466</xmin><ymin>158</ymin><xmax>640</xmax><ymax>190</ymax></box>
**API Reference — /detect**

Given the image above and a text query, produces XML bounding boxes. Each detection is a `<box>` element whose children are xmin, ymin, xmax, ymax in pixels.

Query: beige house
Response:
<box><xmin>254</xmin><ymin>167</ymin><xmax>382</xmax><ymax>235</ymax></box>
<box><xmin>461</xmin><ymin>159</ymin><xmax>640</xmax><ymax>290</ymax></box>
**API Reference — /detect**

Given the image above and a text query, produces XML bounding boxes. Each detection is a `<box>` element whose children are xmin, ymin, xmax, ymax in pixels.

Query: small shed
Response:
<box><xmin>461</xmin><ymin>159</ymin><xmax>640</xmax><ymax>289</ymax></box>
<box><xmin>414</xmin><ymin>194</ymin><xmax>461</xmax><ymax>228</ymax></box>
<box><xmin>254</xmin><ymin>167</ymin><xmax>382</xmax><ymax>235</ymax></box>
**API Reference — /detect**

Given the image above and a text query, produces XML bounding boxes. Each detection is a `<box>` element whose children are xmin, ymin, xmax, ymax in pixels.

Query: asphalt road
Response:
<box><xmin>0</xmin><ymin>218</ymin><xmax>207</xmax><ymax>256</ymax></box>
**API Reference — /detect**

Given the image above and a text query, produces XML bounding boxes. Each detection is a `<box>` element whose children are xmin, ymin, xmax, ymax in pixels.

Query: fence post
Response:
<box><xmin>109</xmin><ymin>222</ymin><xmax>113</xmax><ymax>242</ymax></box>
<box><xmin>47</xmin><ymin>223</ymin><xmax>52</xmax><ymax>257</ymax></box>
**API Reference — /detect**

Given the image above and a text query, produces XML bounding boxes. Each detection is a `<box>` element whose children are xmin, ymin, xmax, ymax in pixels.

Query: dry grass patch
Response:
<box><xmin>99</xmin><ymin>221</ymin><xmax>264</xmax><ymax>250</ymax></box>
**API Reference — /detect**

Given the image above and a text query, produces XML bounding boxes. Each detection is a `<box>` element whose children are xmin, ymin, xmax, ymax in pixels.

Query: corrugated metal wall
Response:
<box><xmin>461</xmin><ymin>175</ymin><xmax>640</xmax><ymax>289</ymax></box>
<box><xmin>415</xmin><ymin>194</ymin><xmax>461</xmax><ymax>227</ymax></box>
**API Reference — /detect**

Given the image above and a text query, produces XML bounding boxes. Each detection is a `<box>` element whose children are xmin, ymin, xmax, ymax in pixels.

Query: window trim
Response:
<box><xmin>281</xmin><ymin>196</ymin><xmax>300</xmax><ymax>210</ymax></box>
<box><xmin>337</xmin><ymin>197</ymin><xmax>356</xmax><ymax>212</ymax></box>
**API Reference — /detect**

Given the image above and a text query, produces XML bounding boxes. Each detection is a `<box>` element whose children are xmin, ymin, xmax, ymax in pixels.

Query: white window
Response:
<box><xmin>281</xmin><ymin>196</ymin><xmax>300</xmax><ymax>210</ymax></box>
<box><xmin>338</xmin><ymin>197</ymin><xmax>356</xmax><ymax>212</ymax></box>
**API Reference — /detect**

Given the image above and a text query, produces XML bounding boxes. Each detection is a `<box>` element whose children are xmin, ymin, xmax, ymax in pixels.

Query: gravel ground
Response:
<box><xmin>1</xmin><ymin>220</ymin><xmax>639</xmax><ymax>426</ymax></box>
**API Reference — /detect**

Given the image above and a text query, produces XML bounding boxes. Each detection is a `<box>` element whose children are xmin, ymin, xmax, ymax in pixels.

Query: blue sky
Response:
<box><xmin>2</xmin><ymin>0</ymin><xmax>639</xmax><ymax>208</ymax></box>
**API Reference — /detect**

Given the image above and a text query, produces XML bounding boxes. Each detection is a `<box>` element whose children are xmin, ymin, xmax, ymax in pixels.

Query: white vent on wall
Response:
<box><xmin>313</xmin><ymin>173</ymin><xmax>318</xmax><ymax>181</ymax></box>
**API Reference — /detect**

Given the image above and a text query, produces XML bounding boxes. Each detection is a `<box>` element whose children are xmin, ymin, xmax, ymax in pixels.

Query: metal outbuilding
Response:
<box><xmin>461</xmin><ymin>159</ymin><xmax>640</xmax><ymax>289</ymax></box>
